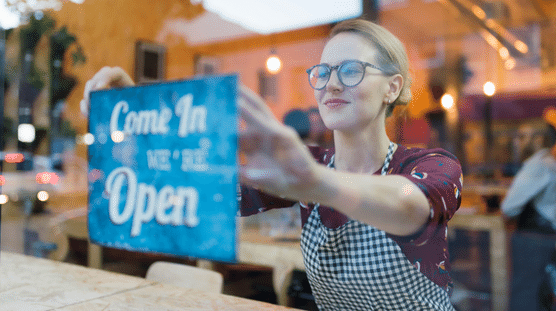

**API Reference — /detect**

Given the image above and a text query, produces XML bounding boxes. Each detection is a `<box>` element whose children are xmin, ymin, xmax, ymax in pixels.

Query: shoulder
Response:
<box><xmin>391</xmin><ymin>145</ymin><xmax>461</xmax><ymax>171</ymax></box>
<box><xmin>516</xmin><ymin>149</ymin><xmax>556</xmax><ymax>178</ymax></box>
<box><xmin>532</xmin><ymin>149</ymin><xmax>556</xmax><ymax>167</ymax></box>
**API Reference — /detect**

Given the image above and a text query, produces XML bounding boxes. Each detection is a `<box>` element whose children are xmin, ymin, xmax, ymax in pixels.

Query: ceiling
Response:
<box><xmin>380</xmin><ymin>0</ymin><xmax>551</xmax><ymax>46</ymax></box>
<box><xmin>159</xmin><ymin>0</ymin><xmax>555</xmax><ymax>61</ymax></box>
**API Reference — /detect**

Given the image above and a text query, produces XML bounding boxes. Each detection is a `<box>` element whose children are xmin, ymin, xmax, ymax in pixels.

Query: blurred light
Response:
<box><xmin>0</xmin><ymin>175</ymin><xmax>5</xmax><ymax>186</ymax></box>
<box><xmin>0</xmin><ymin>1</ymin><xmax>20</xmax><ymax>29</ymax></box>
<box><xmin>88</xmin><ymin>169</ymin><xmax>102</xmax><ymax>182</ymax></box>
<box><xmin>5</xmin><ymin>153</ymin><xmax>24</xmax><ymax>163</ymax></box>
<box><xmin>481</xmin><ymin>31</ymin><xmax>499</xmax><ymax>49</ymax></box>
<box><xmin>483</xmin><ymin>81</ymin><xmax>496</xmax><ymax>97</ymax></box>
<box><xmin>514</xmin><ymin>40</ymin><xmax>528</xmax><ymax>54</ymax></box>
<box><xmin>36</xmin><ymin>172</ymin><xmax>59</xmax><ymax>185</ymax></box>
<box><xmin>18</xmin><ymin>124</ymin><xmax>36</xmax><ymax>143</ymax></box>
<box><xmin>111</xmin><ymin>131</ymin><xmax>124</xmax><ymax>143</ymax></box>
<box><xmin>441</xmin><ymin>94</ymin><xmax>454</xmax><ymax>110</ymax></box>
<box><xmin>499</xmin><ymin>47</ymin><xmax>509</xmax><ymax>59</ymax></box>
<box><xmin>505</xmin><ymin>58</ymin><xmax>516</xmax><ymax>70</ymax></box>
<box><xmin>0</xmin><ymin>194</ymin><xmax>8</xmax><ymax>204</ymax></box>
<box><xmin>471</xmin><ymin>5</ymin><xmax>486</xmax><ymax>19</ymax></box>
<box><xmin>485</xmin><ymin>18</ymin><xmax>496</xmax><ymax>29</ymax></box>
<box><xmin>1</xmin><ymin>0</ymin><xmax>86</xmax><ymax>29</ymax></box>
<box><xmin>37</xmin><ymin>191</ymin><xmax>49</xmax><ymax>202</ymax></box>
<box><xmin>266</xmin><ymin>54</ymin><xmax>282</xmax><ymax>74</ymax></box>
<box><xmin>544</xmin><ymin>106</ymin><xmax>556</xmax><ymax>128</ymax></box>
<box><xmin>83</xmin><ymin>133</ymin><xmax>95</xmax><ymax>145</ymax></box>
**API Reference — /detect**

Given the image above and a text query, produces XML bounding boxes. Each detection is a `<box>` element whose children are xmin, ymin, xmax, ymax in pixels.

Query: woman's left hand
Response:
<box><xmin>239</xmin><ymin>86</ymin><xmax>319</xmax><ymax>199</ymax></box>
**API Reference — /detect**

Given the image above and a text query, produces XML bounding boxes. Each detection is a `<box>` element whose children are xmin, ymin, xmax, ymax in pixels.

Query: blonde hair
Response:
<box><xmin>330</xmin><ymin>19</ymin><xmax>412</xmax><ymax>117</ymax></box>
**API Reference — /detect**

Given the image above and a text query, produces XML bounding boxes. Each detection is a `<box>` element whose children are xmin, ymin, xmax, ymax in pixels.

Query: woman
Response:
<box><xmin>82</xmin><ymin>19</ymin><xmax>461</xmax><ymax>310</ymax></box>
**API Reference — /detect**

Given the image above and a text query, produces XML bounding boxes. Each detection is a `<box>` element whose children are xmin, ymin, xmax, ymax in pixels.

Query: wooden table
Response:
<box><xmin>53</xmin><ymin>216</ymin><xmax>304</xmax><ymax>306</ymax></box>
<box><xmin>56</xmin><ymin>213</ymin><xmax>509</xmax><ymax>308</ymax></box>
<box><xmin>450</xmin><ymin>213</ymin><xmax>509</xmax><ymax>311</ymax></box>
<box><xmin>236</xmin><ymin>228</ymin><xmax>304</xmax><ymax>306</ymax></box>
<box><xmin>0</xmin><ymin>251</ymin><xmax>300</xmax><ymax>310</ymax></box>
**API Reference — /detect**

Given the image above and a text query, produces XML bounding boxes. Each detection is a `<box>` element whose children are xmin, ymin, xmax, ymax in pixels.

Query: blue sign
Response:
<box><xmin>88</xmin><ymin>75</ymin><xmax>238</xmax><ymax>262</ymax></box>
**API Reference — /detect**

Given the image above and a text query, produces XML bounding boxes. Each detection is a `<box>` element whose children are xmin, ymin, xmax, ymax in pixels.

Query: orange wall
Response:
<box><xmin>48</xmin><ymin>0</ymin><xmax>203</xmax><ymax>158</ymax></box>
<box><xmin>218</xmin><ymin>38</ymin><xmax>326</xmax><ymax>120</ymax></box>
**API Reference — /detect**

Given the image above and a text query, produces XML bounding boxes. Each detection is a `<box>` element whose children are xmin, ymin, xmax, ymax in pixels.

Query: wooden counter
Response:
<box><xmin>0</xmin><ymin>251</ymin><xmax>300</xmax><ymax>310</ymax></box>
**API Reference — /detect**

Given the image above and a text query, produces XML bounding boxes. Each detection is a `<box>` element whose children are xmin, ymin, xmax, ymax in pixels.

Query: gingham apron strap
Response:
<box><xmin>329</xmin><ymin>141</ymin><xmax>395</xmax><ymax>174</ymax></box>
<box><xmin>381</xmin><ymin>141</ymin><xmax>395</xmax><ymax>175</ymax></box>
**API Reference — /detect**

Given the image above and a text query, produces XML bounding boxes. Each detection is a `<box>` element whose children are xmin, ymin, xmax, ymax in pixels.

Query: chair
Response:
<box><xmin>145</xmin><ymin>261</ymin><xmax>224</xmax><ymax>293</ymax></box>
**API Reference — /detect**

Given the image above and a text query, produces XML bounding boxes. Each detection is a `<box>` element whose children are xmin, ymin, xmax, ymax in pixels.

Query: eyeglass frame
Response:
<box><xmin>306</xmin><ymin>60</ymin><xmax>386</xmax><ymax>90</ymax></box>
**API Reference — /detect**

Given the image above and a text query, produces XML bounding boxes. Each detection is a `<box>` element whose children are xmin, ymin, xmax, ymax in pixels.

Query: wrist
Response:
<box><xmin>295</xmin><ymin>164</ymin><xmax>335</xmax><ymax>205</ymax></box>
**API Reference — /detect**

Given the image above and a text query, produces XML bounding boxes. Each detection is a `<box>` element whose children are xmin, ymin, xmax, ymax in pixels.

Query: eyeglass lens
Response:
<box><xmin>308</xmin><ymin>61</ymin><xmax>366</xmax><ymax>90</ymax></box>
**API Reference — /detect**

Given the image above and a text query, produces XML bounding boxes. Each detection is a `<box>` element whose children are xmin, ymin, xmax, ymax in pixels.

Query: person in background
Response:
<box><xmin>82</xmin><ymin>18</ymin><xmax>462</xmax><ymax>310</ymax></box>
<box><xmin>283</xmin><ymin>109</ymin><xmax>311</xmax><ymax>141</ymax></box>
<box><xmin>501</xmin><ymin>107</ymin><xmax>556</xmax><ymax>311</ymax></box>
<box><xmin>306</xmin><ymin>107</ymin><xmax>333</xmax><ymax>148</ymax></box>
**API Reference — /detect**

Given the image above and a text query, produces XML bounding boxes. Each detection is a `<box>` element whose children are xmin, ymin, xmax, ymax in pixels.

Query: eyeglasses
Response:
<box><xmin>306</xmin><ymin>60</ymin><xmax>384</xmax><ymax>90</ymax></box>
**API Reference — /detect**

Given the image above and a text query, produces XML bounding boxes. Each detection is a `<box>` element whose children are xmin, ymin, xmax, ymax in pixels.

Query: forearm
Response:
<box><xmin>297</xmin><ymin>165</ymin><xmax>430</xmax><ymax>236</ymax></box>
<box><xmin>240</xmin><ymin>185</ymin><xmax>296</xmax><ymax>216</ymax></box>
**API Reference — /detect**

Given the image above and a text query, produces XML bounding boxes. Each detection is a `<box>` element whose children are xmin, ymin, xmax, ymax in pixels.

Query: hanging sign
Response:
<box><xmin>88</xmin><ymin>75</ymin><xmax>238</xmax><ymax>262</ymax></box>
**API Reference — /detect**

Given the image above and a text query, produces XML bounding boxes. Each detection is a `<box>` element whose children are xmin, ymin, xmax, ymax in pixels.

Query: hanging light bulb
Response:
<box><xmin>441</xmin><ymin>93</ymin><xmax>454</xmax><ymax>110</ymax></box>
<box><xmin>483</xmin><ymin>81</ymin><xmax>496</xmax><ymax>97</ymax></box>
<box><xmin>266</xmin><ymin>49</ymin><xmax>282</xmax><ymax>75</ymax></box>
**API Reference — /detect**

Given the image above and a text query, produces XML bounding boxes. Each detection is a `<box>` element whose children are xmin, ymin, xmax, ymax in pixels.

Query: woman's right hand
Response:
<box><xmin>80</xmin><ymin>66</ymin><xmax>135</xmax><ymax>116</ymax></box>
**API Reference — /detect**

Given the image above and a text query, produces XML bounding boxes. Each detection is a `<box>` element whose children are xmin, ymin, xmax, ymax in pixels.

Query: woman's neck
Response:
<box><xmin>333</xmin><ymin>128</ymin><xmax>392</xmax><ymax>174</ymax></box>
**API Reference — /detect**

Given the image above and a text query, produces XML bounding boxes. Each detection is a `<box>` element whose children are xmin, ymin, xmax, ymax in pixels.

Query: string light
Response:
<box><xmin>266</xmin><ymin>53</ymin><xmax>282</xmax><ymax>74</ymax></box>
<box><xmin>441</xmin><ymin>93</ymin><xmax>454</xmax><ymax>110</ymax></box>
<box><xmin>37</xmin><ymin>190</ymin><xmax>49</xmax><ymax>202</ymax></box>
<box><xmin>111</xmin><ymin>131</ymin><xmax>125</xmax><ymax>143</ymax></box>
<box><xmin>483</xmin><ymin>81</ymin><xmax>496</xmax><ymax>97</ymax></box>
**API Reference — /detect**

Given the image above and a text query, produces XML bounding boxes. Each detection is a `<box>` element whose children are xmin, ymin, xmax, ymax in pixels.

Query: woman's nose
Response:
<box><xmin>326</xmin><ymin>70</ymin><xmax>343</xmax><ymax>92</ymax></box>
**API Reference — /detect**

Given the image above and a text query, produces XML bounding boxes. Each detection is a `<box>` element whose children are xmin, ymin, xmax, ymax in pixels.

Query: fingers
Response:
<box><xmin>81</xmin><ymin>67</ymin><xmax>135</xmax><ymax>116</ymax></box>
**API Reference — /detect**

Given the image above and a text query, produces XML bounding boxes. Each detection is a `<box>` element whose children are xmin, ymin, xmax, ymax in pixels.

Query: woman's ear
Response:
<box><xmin>388</xmin><ymin>74</ymin><xmax>403</xmax><ymax>101</ymax></box>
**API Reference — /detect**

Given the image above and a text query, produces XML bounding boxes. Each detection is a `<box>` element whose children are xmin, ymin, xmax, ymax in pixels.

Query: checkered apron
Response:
<box><xmin>300</xmin><ymin>142</ymin><xmax>454</xmax><ymax>310</ymax></box>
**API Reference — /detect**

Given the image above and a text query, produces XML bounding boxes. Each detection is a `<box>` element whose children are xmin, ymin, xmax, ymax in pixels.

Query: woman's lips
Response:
<box><xmin>324</xmin><ymin>99</ymin><xmax>349</xmax><ymax>109</ymax></box>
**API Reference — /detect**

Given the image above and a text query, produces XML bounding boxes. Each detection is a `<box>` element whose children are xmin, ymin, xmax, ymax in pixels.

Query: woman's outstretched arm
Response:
<box><xmin>239</xmin><ymin>86</ymin><xmax>430</xmax><ymax>236</ymax></box>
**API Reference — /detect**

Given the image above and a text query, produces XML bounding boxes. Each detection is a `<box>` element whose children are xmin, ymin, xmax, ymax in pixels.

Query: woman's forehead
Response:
<box><xmin>320</xmin><ymin>32</ymin><xmax>378</xmax><ymax>64</ymax></box>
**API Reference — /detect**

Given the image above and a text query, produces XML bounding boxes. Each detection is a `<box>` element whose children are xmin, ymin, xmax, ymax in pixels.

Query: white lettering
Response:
<box><xmin>176</xmin><ymin>94</ymin><xmax>207</xmax><ymax>137</ymax></box>
<box><xmin>181</xmin><ymin>138</ymin><xmax>210</xmax><ymax>172</ymax></box>
<box><xmin>109</xmin><ymin>101</ymin><xmax>172</xmax><ymax>136</ymax></box>
<box><xmin>105</xmin><ymin>167</ymin><xmax>136</xmax><ymax>224</ymax></box>
<box><xmin>124</xmin><ymin>111</ymin><xmax>138</xmax><ymax>134</ymax></box>
<box><xmin>110</xmin><ymin>101</ymin><xmax>129</xmax><ymax>134</ymax></box>
<box><xmin>146</xmin><ymin>149</ymin><xmax>171</xmax><ymax>171</ymax></box>
<box><xmin>156</xmin><ymin>186</ymin><xmax>175</xmax><ymax>225</ymax></box>
<box><xmin>158</xmin><ymin>107</ymin><xmax>172</xmax><ymax>134</ymax></box>
<box><xmin>177</xmin><ymin>187</ymin><xmax>199</xmax><ymax>227</ymax></box>
<box><xmin>131</xmin><ymin>183</ymin><xmax>157</xmax><ymax>237</ymax></box>
<box><xmin>137</xmin><ymin>110</ymin><xmax>158</xmax><ymax>134</ymax></box>
<box><xmin>104</xmin><ymin>167</ymin><xmax>201</xmax><ymax>237</ymax></box>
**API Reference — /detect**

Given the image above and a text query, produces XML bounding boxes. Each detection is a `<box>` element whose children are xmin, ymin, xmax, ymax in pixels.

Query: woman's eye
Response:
<box><xmin>316</xmin><ymin>69</ymin><xmax>329</xmax><ymax>78</ymax></box>
<box><xmin>342</xmin><ymin>68</ymin><xmax>362</xmax><ymax>76</ymax></box>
